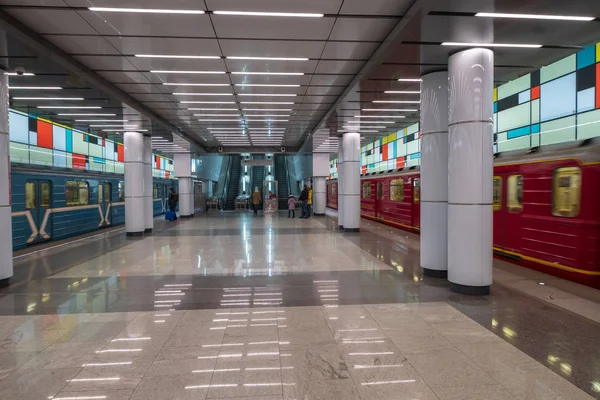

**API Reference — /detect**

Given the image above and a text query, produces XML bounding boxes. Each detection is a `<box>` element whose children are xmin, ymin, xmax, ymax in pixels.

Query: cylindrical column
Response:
<box><xmin>448</xmin><ymin>48</ymin><xmax>494</xmax><ymax>295</ymax></box>
<box><xmin>342</xmin><ymin>132</ymin><xmax>360</xmax><ymax>232</ymax></box>
<box><xmin>124</xmin><ymin>131</ymin><xmax>145</xmax><ymax>236</ymax></box>
<box><xmin>143</xmin><ymin>136</ymin><xmax>153</xmax><ymax>233</ymax></box>
<box><xmin>420</xmin><ymin>71</ymin><xmax>449</xmax><ymax>278</ymax></box>
<box><xmin>337</xmin><ymin>136</ymin><xmax>344</xmax><ymax>228</ymax></box>
<box><xmin>0</xmin><ymin>70</ymin><xmax>12</xmax><ymax>286</ymax></box>
<box><xmin>174</xmin><ymin>153</ymin><xmax>193</xmax><ymax>218</ymax></box>
<box><xmin>313</xmin><ymin>176</ymin><xmax>326</xmax><ymax>216</ymax></box>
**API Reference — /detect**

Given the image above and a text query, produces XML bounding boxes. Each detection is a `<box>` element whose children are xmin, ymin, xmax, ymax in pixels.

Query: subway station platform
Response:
<box><xmin>0</xmin><ymin>212</ymin><xmax>599</xmax><ymax>400</ymax></box>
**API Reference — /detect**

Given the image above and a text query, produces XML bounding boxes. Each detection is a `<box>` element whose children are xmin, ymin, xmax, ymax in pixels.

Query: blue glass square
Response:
<box><xmin>531</xmin><ymin>124</ymin><xmax>540</xmax><ymax>134</ymax></box>
<box><xmin>577</xmin><ymin>45</ymin><xmax>595</xmax><ymax>70</ymax></box>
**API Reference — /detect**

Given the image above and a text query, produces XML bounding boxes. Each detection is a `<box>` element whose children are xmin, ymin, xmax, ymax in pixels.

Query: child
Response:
<box><xmin>287</xmin><ymin>194</ymin><xmax>296</xmax><ymax>218</ymax></box>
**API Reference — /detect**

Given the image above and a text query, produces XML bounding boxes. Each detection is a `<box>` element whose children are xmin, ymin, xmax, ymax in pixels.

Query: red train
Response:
<box><xmin>327</xmin><ymin>139</ymin><xmax>600</xmax><ymax>288</ymax></box>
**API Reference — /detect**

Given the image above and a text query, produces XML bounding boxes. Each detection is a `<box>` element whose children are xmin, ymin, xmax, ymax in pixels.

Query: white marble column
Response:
<box><xmin>448</xmin><ymin>48</ymin><xmax>494</xmax><ymax>295</ymax></box>
<box><xmin>342</xmin><ymin>131</ymin><xmax>360</xmax><ymax>231</ymax></box>
<box><xmin>0</xmin><ymin>70</ymin><xmax>12</xmax><ymax>286</ymax></box>
<box><xmin>337</xmin><ymin>135</ymin><xmax>344</xmax><ymax>228</ymax></box>
<box><xmin>174</xmin><ymin>152</ymin><xmax>193</xmax><ymax>218</ymax></box>
<box><xmin>420</xmin><ymin>71</ymin><xmax>449</xmax><ymax>278</ymax></box>
<box><xmin>143</xmin><ymin>136</ymin><xmax>153</xmax><ymax>232</ymax></box>
<box><xmin>124</xmin><ymin>131</ymin><xmax>145</xmax><ymax>236</ymax></box>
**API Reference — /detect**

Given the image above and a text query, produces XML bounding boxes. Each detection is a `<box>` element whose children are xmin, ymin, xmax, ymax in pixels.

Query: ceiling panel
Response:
<box><xmin>339</xmin><ymin>0</ymin><xmax>412</xmax><ymax>15</ymax></box>
<box><xmin>314</xmin><ymin>60</ymin><xmax>365</xmax><ymax>74</ymax></box>
<box><xmin>218</xmin><ymin>39</ymin><xmax>326</xmax><ymax>59</ymax></box>
<box><xmin>329</xmin><ymin>18</ymin><xmax>398</xmax><ymax>41</ymax></box>
<box><xmin>321</xmin><ymin>41</ymin><xmax>380</xmax><ymax>60</ymax></box>
<box><xmin>44</xmin><ymin>35</ymin><xmax>120</xmax><ymax>55</ymax></box>
<box><xmin>224</xmin><ymin>60</ymin><xmax>319</xmax><ymax>74</ymax></box>
<box><xmin>204</xmin><ymin>0</ymin><xmax>344</xmax><ymax>14</ymax></box>
<box><xmin>7</xmin><ymin>9</ymin><xmax>98</xmax><ymax>35</ymax></box>
<box><xmin>211</xmin><ymin>15</ymin><xmax>335</xmax><ymax>40</ymax></box>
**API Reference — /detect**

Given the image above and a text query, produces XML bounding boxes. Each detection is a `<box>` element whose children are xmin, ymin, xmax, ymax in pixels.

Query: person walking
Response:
<box><xmin>306</xmin><ymin>186</ymin><xmax>313</xmax><ymax>218</ymax></box>
<box><xmin>287</xmin><ymin>194</ymin><xmax>296</xmax><ymax>218</ymax></box>
<box><xmin>298</xmin><ymin>184</ymin><xmax>308</xmax><ymax>218</ymax></box>
<box><xmin>168</xmin><ymin>187</ymin><xmax>179</xmax><ymax>220</ymax></box>
<box><xmin>251</xmin><ymin>187</ymin><xmax>262</xmax><ymax>216</ymax></box>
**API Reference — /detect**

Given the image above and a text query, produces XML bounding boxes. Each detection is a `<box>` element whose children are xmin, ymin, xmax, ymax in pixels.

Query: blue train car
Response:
<box><xmin>11</xmin><ymin>164</ymin><xmax>176</xmax><ymax>251</ymax></box>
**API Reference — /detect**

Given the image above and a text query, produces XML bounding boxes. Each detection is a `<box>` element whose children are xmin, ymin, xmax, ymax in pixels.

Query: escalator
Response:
<box><xmin>224</xmin><ymin>154</ymin><xmax>241</xmax><ymax>210</ymax></box>
<box><xmin>274</xmin><ymin>154</ymin><xmax>289</xmax><ymax>209</ymax></box>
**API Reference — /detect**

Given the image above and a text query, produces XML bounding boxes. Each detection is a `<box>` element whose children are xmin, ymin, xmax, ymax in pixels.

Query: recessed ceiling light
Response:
<box><xmin>235</xmin><ymin>84</ymin><xmax>300</xmax><ymax>88</ymax></box>
<box><xmin>475</xmin><ymin>12</ymin><xmax>594</xmax><ymax>21</ymax></box>
<box><xmin>180</xmin><ymin>101</ymin><xmax>236</xmax><ymax>104</ymax></box>
<box><xmin>362</xmin><ymin>108</ymin><xmax>418</xmax><ymax>112</ymax></box>
<box><xmin>164</xmin><ymin>83</ymin><xmax>231</xmax><ymax>87</ymax></box>
<box><xmin>76</xmin><ymin>119</ymin><xmax>129</xmax><ymax>122</ymax></box>
<box><xmin>89</xmin><ymin>7</ymin><xmax>205</xmax><ymax>14</ymax></box>
<box><xmin>151</xmin><ymin>70</ymin><xmax>225</xmax><ymax>74</ymax></box>
<box><xmin>16</xmin><ymin>97</ymin><xmax>83</xmax><ymax>100</ymax></box>
<box><xmin>243</xmin><ymin>108</ymin><xmax>293</xmax><ymax>111</ymax></box>
<box><xmin>353</xmin><ymin>115</ymin><xmax>406</xmax><ymax>118</ymax></box>
<box><xmin>102</xmin><ymin>129</ymin><xmax>149</xmax><ymax>132</ymax></box>
<box><xmin>194</xmin><ymin>114</ymin><xmax>241</xmax><ymax>117</ymax></box>
<box><xmin>9</xmin><ymin>86</ymin><xmax>62</xmax><ymax>90</ymax></box>
<box><xmin>240</xmin><ymin>101</ymin><xmax>295</xmax><ymax>105</ymax></box>
<box><xmin>231</xmin><ymin>72</ymin><xmax>304</xmax><ymax>76</ymax></box>
<box><xmin>372</xmin><ymin>100</ymin><xmax>420</xmax><ymax>104</ymax></box>
<box><xmin>173</xmin><ymin>93</ymin><xmax>234</xmax><ymax>96</ymax></box>
<box><xmin>213</xmin><ymin>11</ymin><xmax>323</xmax><ymax>18</ymax></box>
<box><xmin>243</xmin><ymin>114</ymin><xmax>290</xmax><ymax>117</ymax></box>
<box><xmin>397</xmin><ymin>78</ymin><xmax>422</xmax><ymax>82</ymax></box>
<box><xmin>90</xmin><ymin>124</ymin><xmax>139</xmax><ymax>128</ymax></box>
<box><xmin>197</xmin><ymin>119</ymin><xmax>242</xmax><ymax>122</ymax></box>
<box><xmin>237</xmin><ymin>93</ymin><xmax>296</xmax><ymax>97</ymax></box>
<box><xmin>227</xmin><ymin>56</ymin><xmax>308</xmax><ymax>61</ymax></box>
<box><xmin>209</xmin><ymin>128</ymin><xmax>246</xmax><ymax>130</ymax></box>
<box><xmin>58</xmin><ymin>113</ymin><xmax>117</xmax><ymax>116</ymax></box>
<box><xmin>245</xmin><ymin>119</ymin><xmax>289</xmax><ymax>122</ymax></box>
<box><xmin>136</xmin><ymin>54</ymin><xmax>219</xmax><ymax>59</ymax></box>
<box><xmin>5</xmin><ymin>72</ymin><xmax>35</xmax><ymax>76</ymax></box>
<box><xmin>37</xmin><ymin>106</ymin><xmax>102</xmax><ymax>109</ymax></box>
<box><xmin>441</xmin><ymin>42</ymin><xmax>542</xmax><ymax>48</ymax></box>
<box><xmin>188</xmin><ymin>108</ymin><xmax>239</xmax><ymax>111</ymax></box>
<box><xmin>384</xmin><ymin>91</ymin><xmax>420</xmax><ymax>94</ymax></box>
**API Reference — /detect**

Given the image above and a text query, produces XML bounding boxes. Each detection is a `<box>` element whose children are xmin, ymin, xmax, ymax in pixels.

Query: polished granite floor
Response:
<box><xmin>1</xmin><ymin>212</ymin><xmax>600</xmax><ymax>399</ymax></box>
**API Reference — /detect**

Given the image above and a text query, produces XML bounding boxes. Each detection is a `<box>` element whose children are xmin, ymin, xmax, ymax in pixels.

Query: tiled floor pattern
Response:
<box><xmin>0</xmin><ymin>303</ymin><xmax>595</xmax><ymax>400</ymax></box>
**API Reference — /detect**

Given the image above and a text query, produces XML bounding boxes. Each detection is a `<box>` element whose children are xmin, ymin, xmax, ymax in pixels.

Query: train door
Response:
<box><xmin>504</xmin><ymin>174</ymin><xmax>523</xmax><ymax>251</ymax></box>
<box><xmin>25</xmin><ymin>180</ymin><xmax>52</xmax><ymax>244</ymax></box>
<box><xmin>162</xmin><ymin>184</ymin><xmax>168</xmax><ymax>212</ymax></box>
<box><xmin>376</xmin><ymin>180</ymin><xmax>384</xmax><ymax>219</ymax></box>
<box><xmin>98</xmin><ymin>182</ymin><xmax>112</xmax><ymax>227</ymax></box>
<box><xmin>412</xmin><ymin>177</ymin><xmax>421</xmax><ymax>229</ymax></box>
<box><xmin>492</xmin><ymin>175</ymin><xmax>505</xmax><ymax>248</ymax></box>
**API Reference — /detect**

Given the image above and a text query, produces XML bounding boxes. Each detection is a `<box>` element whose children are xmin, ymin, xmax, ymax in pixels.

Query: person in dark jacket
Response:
<box><xmin>298</xmin><ymin>184</ymin><xmax>309</xmax><ymax>218</ymax></box>
<box><xmin>168</xmin><ymin>187</ymin><xmax>179</xmax><ymax>220</ymax></box>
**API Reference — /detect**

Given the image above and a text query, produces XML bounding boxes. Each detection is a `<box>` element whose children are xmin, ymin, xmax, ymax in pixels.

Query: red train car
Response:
<box><xmin>326</xmin><ymin>139</ymin><xmax>600</xmax><ymax>288</ymax></box>
<box><xmin>326</xmin><ymin>180</ymin><xmax>338</xmax><ymax>209</ymax></box>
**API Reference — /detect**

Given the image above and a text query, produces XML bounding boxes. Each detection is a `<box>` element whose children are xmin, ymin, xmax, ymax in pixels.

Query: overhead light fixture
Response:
<box><xmin>213</xmin><ymin>11</ymin><xmax>324</xmax><ymax>18</ymax></box>
<box><xmin>37</xmin><ymin>106</ymin><xmax>101</xmax><ymax>109</ymax></box>
<box><xmin>475</xmin><ymin>12</ymin><xmax>595</xmax><ymax>21</ymax></box>
<box><xmin>180</xmin><ymin>101</ymin><xmax>236</xmax><ymax>104</ymax></box>
<box><xmin>237</xmin><ymin>93</ymin><xmax>296</xmax><ymax>97</ymax></box>
<box><xmin>16</xmin><ymin>97</ymin><xmax>83</xmax><ymax>101</ymax></box>
<box><xmin>173</xmin><ymin>93</ymin><xmax>234</xmax><ymax>96</ymax></box>
<box><xmin>240</xmin><ymin>101</ymin><xmax>294</xmax><ymax>105</ymax></box>
<box><xmin>227</xmin><ymin>56</ymin><xmax>308</xmax><ymax>61</ymax></box>
<box><xmin>243</xmin><ymin>108</ymin><xmax>293</xmax><ymax>111</ymax></box>
<box><xmin>397</xmin><ymin>78</ymin><xmax>421</xmax><ymax>82</ymax></box>
<box><xmin>151</xmin><ymin>70</ymin><xmax>225</xmax><ymax>74</ymax></box>
<box><xmin>76</xmin><ymin>119</ymin><xmax>129</xmax><ymax>122</ymax></box>
<box><xmin>384</xmin><ymin>91</ymin><xmax>420</xmax><ymax>94</ymax></box>
<box><xmin>235</xmin><ymin>84</ymin><xmax>300</xmax><ymax>87</ymax></box>
<box><xmin>101</xmin><ymin>129</ymin><xmax>149</xmax><ymax>132</ymax></box>
<box><xmin>164</xmin><ymin>83</ymin><xmax>230</xmax><ymax>87</ymax></box>
<box><xmin>244</xmin><ymin>119</ymin><xmax>289</xmax><ymax>122</ymax></box>
<box><xmin>362</xmin><ymin>108</ymin><xmax>418</xmax><ymax>112</ymax></box>
<box><xmin>353</xmin><ymin>115</ymin><xmax>406</xmax><ymax>118</ymax></box>
<box><xmin>197</xmin><ymin>119</ymin><xmax>242</xmax><ymax>122</ymax></box>
<box><xmin>372</xmin><ymin>100</ymin><xmax>420</xmax><ymax>104</ymax></box>
<box><xmin>209</xmin><ymin>127</ymin><xmax>246</xmax><ymax>130</ymax></box>
<box><xmin>58</xmin><ymin>113</ymin><xmax>116</xmax><ymax>116</ymax></box>
<box><xmin>89</xmin><ymin>7</ymin><xmax>205</xmax><ymax>14</ymax></box>
<box><xmin>136</xmin><ymin>54</ymin><xmax>219</xmax><ymax>59</ymax></box>
<box><xmin>9</xmin><ymin>86</ymin><xmax>62</xmax><ymax>90</ymax></box>
<box><xmin>243</xmin><ymin>114</ymin><xmax>290</xmax><ymax>117</ymax></box>
<box><xmin>90</xmin><ymin>124</ymin><xmax>139</xmax><ymax>128</ymax></box>
<box><xmin>188</xmin><ymin>108</ymin><xmax>239</xmax><ymax>111</ymax></box>
<box><xmin>231</xmin><ymin>72</ymin><xmax>304</xmax><ymax>76</ymax></box>
<box><xmin>441</xmin><ymin>42</ymin><xmax>542</xmax><ymax>48</ymax></box>
<box><xmin>194</xmin><ymin>114</ymin><xmax>241</xmax><ymax>117</ymax></box>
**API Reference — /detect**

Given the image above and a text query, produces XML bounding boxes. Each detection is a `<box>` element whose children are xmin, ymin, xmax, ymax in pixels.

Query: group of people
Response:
<box><xmin>250</xmin><ymin>184</ymin><xmax>313</xmax><ymax>219</ymax></box>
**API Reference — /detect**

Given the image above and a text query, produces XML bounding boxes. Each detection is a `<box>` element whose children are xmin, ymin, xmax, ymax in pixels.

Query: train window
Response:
<box><xmin>507</xmin><ymin>175</ymin><xmax>523</xmax><ymax>213</ymax></box>
<box><xmin>493</xmin><ymin>177</ymin><xmax>502</xmax><ymax>210</ymax></box>
<box><xmin>413</xmin><ymin>178</ymin><xmax>420</xmax><ymax>204</ymax></box>
<box><xmin>66</xmin><ymin>181</ymin><xmax>89</xmax><ymax>206</ymax></box>
<box><xmin>40</xmin><ymin>182</ymin><xmax>50</xmax><ymax>208</ymax></box>
<box><xmin>153</xmin><ymin>184</ymin><xmax>159</xmax><ymax>199</ymax></box>
<box><xmin>118</xmin><ymin>181</ymin><xmax>125</xmax><ymax>202</ymax></box>
<box><xmin>104</xmin><ymin>184</ymin><xmax>111</xmax><ymax>203</ymax></box>
<box><xmin>552</xmin><ymin>167</ymin><xmax>581</xmax><ymax>218</ymax></box>
<box><xmin>376</xmin><ymin>182</ymin><xmax>384</xmax><ymax>200</ymax></box>
<box><xmin>25</xmin><ymin>182</ymin><xmax>35</xmax><ymax>209</ymax></box>
<box><xmin>362</xmin><ymin>182</ymin><xmax>371</xmax><ymax>199</ymax></box>
<box><xmin>390</xmin><ymin>179</ymin><xmax>404</xmax><ymax>202</ymax></box>
<box><xmin>98</xmin><ymin>184</ymin><xmax>103</xmax><ymax>204</ymax></box>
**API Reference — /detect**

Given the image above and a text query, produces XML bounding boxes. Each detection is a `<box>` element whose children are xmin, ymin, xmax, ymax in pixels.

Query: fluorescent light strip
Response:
<box><xmin>194</xmin><ymin>114</ymin><xmax>240</xmax><ymax>117</ymax></box>
<box><xmin>245</xmin><ymin>119</ymin><xmax>289</xmax><ymax>122</ymax></box>
<box><xmin>37</xmin><ymin>106</ymin><xmax>101</xmax><ymax>109</ymax></box>
<box><xmin>227</xmin><ymin>56</ymin><xmax>308</xmax><ymax>61</ymax></box>
<box><xmin>76</xmin><ymin>119</ymin><xmax>128</xmax><ymax>122</ymax></box>
<box><xmin>237</xmin><ymin>93</ymin><xmax>296</xmax><ymax>97</ymax></box>
<box><xmin>89</xmin><ymin>7</ymin><xmax>205</xmax><ymax>14</ymax></box>
<box><xmin>16</xmin><ymin>97</ymin><xmax>83</xmax><ymax>100</ymax></box>
<box><xmin>441</xmin><ymin>42</ymin><xmax>542</xmax><ymax>48</ymax></box>
<box><xmin>209</xmin><ymin>127</ymin><xmax>246</xmax><ymax>130</ymax></box>
<box><xmin>136</xmin><ymin>54</ymin><xmax>219</xmax><ymax>59</ymax></box>
<box><xmin>353</xmin><ymin>116</ymin><xmax>405</xmax><ymax>119</ymax></box>
<box><xmin>475</xmin><ymin>12</ymin><xmax>594</xmax><ymax>21</ymax></box>
<box><xmin>372</xmin><ymin>100</ymin><xmax>420</xmax><ymax>104</ymax></box>
<box><xmin>9</xmin><ymin>86</ymin><xmax>62</xmax><ymax>90</ymax></box>
<box><xmin>213</xmin><ymin>11</ymin><xmax>323</xmax><ymax>18</ymax></box>
<box><xmin>90</xmin><ymin>124</ymin><xmax>139</xmax><ymax>127</ymax></box>
<box><xmin>101</xmin><ymin>129</ymin><xmax>149</xmax><ymax>132</ymax></box>
<box><xmin>241</xmin><ymin>101</ymin><xmax>294</xmax><ymax>105</ymax></box>
<box><xmin>198</xmin><ymin>119</ymin><xmax>242</xmax><ymax>122</ymax></box>
<box><xmin>243</xmin><ymin>108</ymin><xmax>293</xmax><ymax>111</ymax></box>
<box><xmin>232</xmin><ymin>71</ymin><xmax>304</xmax><ymax>76</ymax></box>
<box><xmin>384</xmin><ymin>91</ymin><xmax>420</xmax><ymax>94</ymax></box>
<box><xmin>236</xmin><ymin>84</ymin><xmax>300</xmax><ymax>88</ymax></box>
<box><xmin>181</xmin><ymin>101</ymin><xmax>236</xmax><ymax>104</ymax></box>
<box><xmin>58</xmin><ymin>113</ymin><xmax>116</xmax><ymax>116</ymax></box>
<box><xmin>188</xmin><ymin>108</ymin><xmax>239</xmax><ymax>111</ymax></box>
<box><xmin>5</xmin><ymin>72</ymin><xmax>34</xmax><ymax>76</ymax></box>
<box><xmin>173</xmin><ymin>93</ymin><xmax>233</xmax><ymax>96</ymax></box>
<box><xmin>397</xmin><ymin>78</ymin><xmax>421</xmax><ymax>82</ymax></box>
<box><xmin>151</xmin><ymin>70</ymin><xmax>225</xmax><ymax>74</ymax></box>
<box><xmin>165</xmin><ymin>83</ymin><xmax>231</xmax><ymax>87</ymax></box>
<box><xmin>243</xmin><ymin>114</ymin><xmax>290</xmax><ymax>117</ymax></box>
<box><xmin>362</xmin><ymin>108</ymin><xmax>418</xmax><ymax>112</ymax></box>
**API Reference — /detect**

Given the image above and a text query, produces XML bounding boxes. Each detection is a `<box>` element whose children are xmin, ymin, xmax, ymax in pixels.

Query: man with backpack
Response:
<box><xmin>168</xmin><ymin>187</ymin><xmax>179</xmax><ymax>220</ymax></box>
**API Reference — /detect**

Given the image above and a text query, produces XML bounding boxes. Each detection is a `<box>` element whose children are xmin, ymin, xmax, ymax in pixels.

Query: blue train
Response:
<box><xmin>10</xmin><ymin>164</ymin><xmax>177</xmax><ymax>251</ymax></box>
